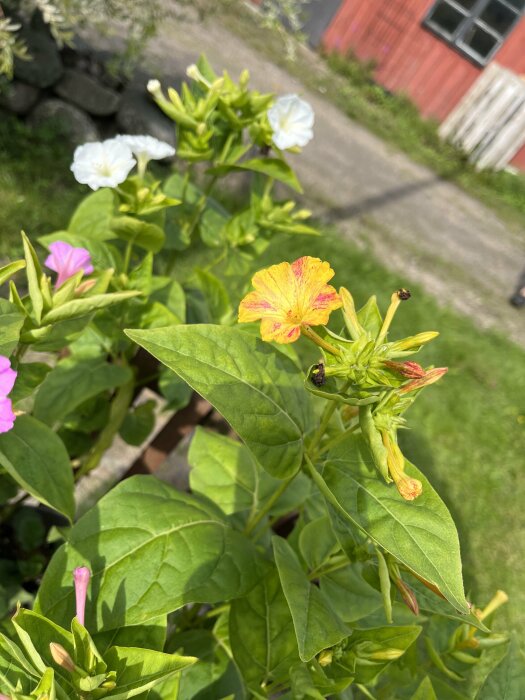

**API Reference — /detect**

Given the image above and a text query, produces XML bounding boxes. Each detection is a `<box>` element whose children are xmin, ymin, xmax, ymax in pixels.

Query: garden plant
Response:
<box><xmin>0</xmin><ymin>56</ymin><xmax>518</xmax><ymax>699</ymax></box>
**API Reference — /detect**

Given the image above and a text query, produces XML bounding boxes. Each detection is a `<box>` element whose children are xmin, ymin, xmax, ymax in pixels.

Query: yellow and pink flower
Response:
<box><xmin>238</xmin><ymin>256</ymin><xmax>342</xmax><ymax>344</ymax></box>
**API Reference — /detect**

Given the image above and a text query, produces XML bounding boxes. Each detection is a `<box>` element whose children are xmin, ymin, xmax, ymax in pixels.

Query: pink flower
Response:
<box><xmin>45</xmin><ymin>241</ymin><xmax>94</xmax><ymax>288</ymax></box>
<box><xmin>74</xmin><ymin>566</ymin><xmax>91</xmax><ymax>626</ymax></box>
<box><xmin>0</xmin><ymin>357</ymin><xmax>17</xmax><ymax>434</ymax></box>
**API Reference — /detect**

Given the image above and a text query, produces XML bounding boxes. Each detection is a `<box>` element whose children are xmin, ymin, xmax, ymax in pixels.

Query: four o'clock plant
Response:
<box><xmin>0</xmin><ymin>54</ymin><xmax>518</xmax><ymax>699</ymax></box>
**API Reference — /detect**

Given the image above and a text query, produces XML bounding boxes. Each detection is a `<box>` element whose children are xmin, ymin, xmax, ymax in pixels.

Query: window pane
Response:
<box><xmin>454</xmin><ymin>0</ymin><xmax>478</xmax><ymax>9</ymax></box>
<box><xmin>462</xmin><ymin>23</ymin><xmax>500</xmax><ymax>56</ymax></box>
<box><xmin>480</xmin><ymin>0</ymin><xmax>518</xmax><ymax>34</ymax></box>
<box><xmin>428</xmin><ymin>1</ymin><xmax>467</xmax><ymax>35</ymax></box>
<box><xmin>506</xmin><ymin>0</ymin><xmax>525</xmax><ymax>11</ymax></box>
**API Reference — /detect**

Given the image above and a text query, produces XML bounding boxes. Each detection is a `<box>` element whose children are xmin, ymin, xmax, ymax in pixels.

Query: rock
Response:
<box><xmin>28</xmin><ymin>99</ymin><xmax>99</xmax><ymax>144</ymax></box>
<box><xmin>116</xmin><ymin>75</ymin><xmax>175</xmax><ymax>146</ymax></box>
<box><xmin>0</xmin><ymin>81</ymin><xmax>39</xmax><ymax>115</ymax></box>
<box><xmin>54</xmin><ymin>68</ymin><xmax>121</xmax><ymax>116</ymax></box>
<box><xmin>14</xmin><ymin>25</ymin><xmax>63</xmax><ymax>88</ymax></box>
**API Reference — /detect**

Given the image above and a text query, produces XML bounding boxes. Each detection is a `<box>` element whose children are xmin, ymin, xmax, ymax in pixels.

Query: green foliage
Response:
<box><xmin>0</xmin><ymin>53</ymin><xmax>519</xmax><ymax>699</ymax></box>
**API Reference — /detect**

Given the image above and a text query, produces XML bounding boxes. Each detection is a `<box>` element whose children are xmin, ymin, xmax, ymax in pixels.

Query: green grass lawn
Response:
<box><xmin>1</xmin><ymin>115</ymin><xmax>523</xmax><ymax>638</ymax></box>
<box><xmin>0</xmin><ymin>115</ymin><xmax>84</xmax><ymax>259</ymax></box>
<box><xmin>262</xmin><ymin>232</ymin><xmax>525</xmax><ymax>638</ymax></box>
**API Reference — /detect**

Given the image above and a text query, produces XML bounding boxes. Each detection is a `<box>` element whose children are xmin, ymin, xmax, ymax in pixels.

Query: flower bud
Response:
<box><xmin>399</xmin><ymin>367</ymin><xmax>448</xmax><ymax>394</ymax></box>
<box><xmin>367</xmin><ymin>648</ymin><xmax>404</xmax><ymax>661</ymax></box>
<box><xmin>382</xmin><ymin>431</ymin><xmax>422</xmax><ymax>500</ymax></box>
<box><xmin>74</xmin><ymin>566</ymin><xmax>91</xmax><ymax>626</ymax></box>
<box><xmin>74</xmin><ymin>278</ymin><xmax>97</xmax><ymax>296</ymax></box>
<box><xmin>147</xmin><ymin>79</ymin><xmax>161</xmax><ymax>95</ymax></box>
<box><xmin>383</xmin><ymin>360</ymin><xmax>425</xmax><ymax>379</ymax></box>
<box><xmin>317</xmin><ymin>649</ymin><xmax>333</xmax><ymax>666</ymax></box>
<box><xmin>186</xmin><ymin>63</ymin><xmax>212</xmax><ymax>88</ymax></box>
<box><xmin>394</xmin><ymin>577</ymin><xmax>419</xmax><ymax>615</ymax></box>
<box><xmin>389</xmin><ymin>331</ymin><xmax>439</xmax><ymax>352</ymax></box>
<box><xmin>50</xmin><ymin>643</ymin><xmax>75</xmax><ymax>673</ymax></box>
<box><xmin>477</xmin><ymin>589</ymin><xmax>509</xmax><ymax>621</ymax></box>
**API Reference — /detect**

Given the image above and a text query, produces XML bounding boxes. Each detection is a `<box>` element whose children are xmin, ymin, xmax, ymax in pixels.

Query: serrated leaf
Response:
<box><xmin>125</xmin><ymin>326</ymin><xmax>314</xmax><ymax>478</ymax></box>
<box><xmin>322</xmin><ymin>435</ymin><xmax>469</xmax><ymax>613</ymax></box>
<box><xmin>0</xmin><ymin>415</ymin><xmax>75</xmax><ymax>521</ymax></box>
<box><xmin>36</xmin><ymin>476</ymin><xmax>261</xmax><ymax>631</ymax></box>
<box><xmin>272</xmin><ymin>536</ymin><xmax>350</xmax><ymax>661</ymax></box>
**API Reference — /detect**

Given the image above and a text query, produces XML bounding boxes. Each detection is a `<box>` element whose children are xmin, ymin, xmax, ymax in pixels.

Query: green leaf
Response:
<box><xmin>0</xmin><ymin>299</ymin><xmax>25</xmax><ymax>356</ymax></box>
<box><xmin>119</xmin><ymin>400</ymin><xmax>156</xmax><ymax>446</ymax></box>
<box><xmin>319</xmin><ymin>563</ymin><xmax>383</xmax><ymax>623</ymax></box>
<box><xmin>298</xmin><ymin>516</ymin><xmax>339</xmax><ymax>571</ymax></box>
<box><xmin>412</xmin><ymin>676</ymin><xmax>438</xmax><ymax>700</ymax></box>
<box><xmin>103</xmin><ymin>646</ymin><xmax>196</xmax><ymax>699</ymax></box>
<box><xmin>21</xmin><ymin>231</ymin><xmax>44</xmax><ymax>324</ymax></box>
<box><xmin>10</xmin><ymin>363</ymin><xmax>52</xmax><ymax>405</ymax></box>
<box><xmin>476</xmin><ymin>639</ymin><xmax>525</xmax><ymax>699</ymax></box>
<box><xmin>158</xmin><ymin>368</ymin><xmax>193</xmax><ymax>411</ymax></box>
<box><xmin>69</xmin><ymin>189</ymin><xmax>116</xmax><ymax>240</ymax></box>
<box><xmin>229</xmin><ymin>568</ymin><xmax>300</xmax><ymax>687</ymax></box>
<box><xmin>357</xmin><ymin>295</ymin><xmax>383</xmax><ymax>338</ymax></box>
<box><xmin>321</xmin><ymin>435</ymin><xmax>469</xmax><ymax>613</ymax></box>
<box><xmin>346</xmin><ymin>625</ymin><xmax>421</xmax><ymax>684</ymax></box>
<box><xmin>0</xmin><ymin>633</ymin><xmax>39</xmax><ymax>694</ymax></box>
<box><xmin>125</xmin><ymin>325</ymin><xmax>314</xmax><ymax>479</ymax></box>
<box><xmin>0</xmin><ymin>260</ymin><xmax>25</xmax><ymax>286</ymax></box>
<box><xmin>110</xmin><ymin>216</ymin><xmax>165</xmax><ymax>253</ymax></box>
<box><xmin>41</xmin><ymin>290</ymin><xmax>140</xmax><ymax>325</ymax></box>
<box><xmin>193</xmin><ymin>269</ymin><xmax>232</xmax><ymax>323</ymax></box>
<box><xmin>272</xmin><ymin>536</ymin><xmax>350</xmax><ymax>662</ymax></box>
<box><xmin>151</xmin><ymin>278</ymin><xmax>186</xmax><ymax>322</ymax></box>
<box><xmin>33</xmin><ymin>357</ymin><xmax>132</xmax><ymax>427</ymax></box>
<box><xmin>0</xmin><ymin>415</ymin><xmax>75</xmax><ymax>521</ymax></box>
<box><xmin>94</xmin><ymin>616</ymin><xmax>167</xmax><ymax>655</ymax></box>
<box><xmin>36</xmin><ymin>476</ymin><xmax>261</xmax><ymax>631</ymax></box>
<box><xmin>208</xmin><ymin>158</ymin><xmax>303</xmax><ymax>193</ymax></box>
<box><xmin>31</xmin><ymin>667</ymin><xmax>57</xmax><ymax>699</ymax></box>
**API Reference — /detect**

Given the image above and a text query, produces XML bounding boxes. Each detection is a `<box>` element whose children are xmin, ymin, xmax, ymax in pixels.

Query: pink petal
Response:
<box><xmin>0</xmin><ymin>397</ymin><xmax>15</xmax><ymax>433</ymax></box>
<box><xmin>0</xmin><ymin>357</ymin><xmax>16</xmax><ymax>397</ymax></box>
<box><xmin>45</xmin><ymin>241</ymin><xmax>93</xmax><ymax>288</ymax></box>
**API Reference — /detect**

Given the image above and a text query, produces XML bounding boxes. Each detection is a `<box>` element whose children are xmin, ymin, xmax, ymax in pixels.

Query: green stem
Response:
<box><xmin>308</xmin><ymin>378</ymin><xmax>352</xmax><ymax>456</ymax></box>
<box><xmin>76</xmin><ymin>371</ymin><xmax>134</xmax><ymax>479</ymax></box>
<box><xmin>123</xmin><ymin>240</ymin><xmax>133</xmax><ymax>275</ymax></box>
<box><xmin>186</xmin><ymin>174</ymin><xmax>219</xmax><ymax>240</ymax></box>
<box><xmin>243</xmin><ymin>474</ymin><xmax>296</xmax><ymax>536</ymax></box>
<box><xmin>308</xmin><ymin>554</ymin><xmax>349</xmax><ymax>581</ymax></box>
<box><xmin>301</xmin><ymin>325</ymin><xmax>342</xmax><ymax>356</ymax></box>
<box><xmin>217</xmin><ymin>132</ymin><xmax>235</xmax><ymax>163</ymax></box>
<box><xmin>318</xmin><ymin>420</ymin><xmax>360</xmax><ymax>456</ymax></box>
<box><xmin>12</xmin><ymin>342</ymin><xmax>29</xmax><ymax>369</ymax></box>
<box><xmin>304</xmin><ymin>454</ymin><xmax>345</xmax><ymax>516</ymax></box>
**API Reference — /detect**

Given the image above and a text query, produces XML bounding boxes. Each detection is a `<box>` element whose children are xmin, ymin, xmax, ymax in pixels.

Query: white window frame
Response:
<box><xmin>423</xmin><ymin>0</ymin><xmax>524</xmax><ymax>65</ymax></box>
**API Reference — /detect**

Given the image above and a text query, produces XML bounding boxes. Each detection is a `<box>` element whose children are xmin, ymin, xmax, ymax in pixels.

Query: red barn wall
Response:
<box><xmin>323</xmin><ymin>0</ymin><xmax>525</xmax><ymax>122</ymax></box>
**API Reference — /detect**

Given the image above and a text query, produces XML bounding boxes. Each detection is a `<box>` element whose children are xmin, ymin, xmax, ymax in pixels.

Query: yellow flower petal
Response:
<box><xmin>238</xmin><ymin>256</ymin><xmax>342</xmax><ymax>344</ymax></box>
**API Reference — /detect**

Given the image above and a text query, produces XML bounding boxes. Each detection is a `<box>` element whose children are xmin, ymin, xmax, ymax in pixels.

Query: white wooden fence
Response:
<box><xmin>439</xmin><ymin>62</ymin><xmax>525</xmax><ymax>171</ymax></box>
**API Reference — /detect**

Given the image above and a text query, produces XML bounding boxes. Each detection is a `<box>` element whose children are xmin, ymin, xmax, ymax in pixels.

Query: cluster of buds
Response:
<box><xmin>239</xmin><ymin>258</ymin><xmax>450</xmax><ymax>501</ymax></box>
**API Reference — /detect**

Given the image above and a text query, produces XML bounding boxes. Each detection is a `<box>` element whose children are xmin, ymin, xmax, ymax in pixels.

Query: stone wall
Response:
<box><xmin>0</xmin><ymin>11</ymin><xmax>176</xmax><ymax>146</ymax></box>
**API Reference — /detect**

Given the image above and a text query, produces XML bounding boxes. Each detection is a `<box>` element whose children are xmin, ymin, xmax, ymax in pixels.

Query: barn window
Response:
<box><xmin>424</xmin><ymin>0</ymin><xmax>524</xmax><ymax>65</ymax></box>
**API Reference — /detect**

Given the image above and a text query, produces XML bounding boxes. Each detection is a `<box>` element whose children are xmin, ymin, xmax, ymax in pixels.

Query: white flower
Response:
<box><xmin>71</xmin><ymin>139</ymin><xmax>136</xmax><ymax>190</ymax></box>
<box><xmin>147</xmin><ymin>79</ymin><xmax>161</xmax><ymax>95</ymax></box>
<box><xmin>268</xmin><ymin>94</ymin><xmax>314</xmax><ymax>150</ymax></box>
<box><xmin>115</xmin><ymin>134</ymin><xmax>175</xmax><ymax>161</ymax></box>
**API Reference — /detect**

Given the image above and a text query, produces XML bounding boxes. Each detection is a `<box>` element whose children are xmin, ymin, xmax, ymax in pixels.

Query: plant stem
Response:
<box><xmin>308</xmin><ymin>554</ymin><xmax>349</xmax><ymax>581</ymax></box>
<box><xmin>185</xmin><ymin>174</ymin><xmax>219</xmax><ymax>241</ymax></box>
<box><xmin>308</xmin><ymin>378</ymin><xmax>352</xmax><ymax>456</ymax></box>
<box><xmin>304</xmin><ymin>454</ymin><xmax>344</xmax><ymax>515</ymax></box>
<box><xmin>123</xmin><ymin>240</ymin><xmax>133</xmax><ymax>275</ymax></box>
<box><xmin>301</xmin><ymin>325</ymin><xmax>342</xmax><ymax>356</ymax></box>
<box><xmin>318</xmin><ymin>420</ymin><xmax>360</xmax><ymax>456</ymax></box>
<box><xmin>243</xmin><ymin>473</ymin><xmax>296</xmax><ymax>536</ymax></box>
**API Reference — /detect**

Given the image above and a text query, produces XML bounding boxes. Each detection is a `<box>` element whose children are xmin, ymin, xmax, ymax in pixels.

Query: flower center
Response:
<box><xmin>95</xmin><ymin>160</ymin><xmax>114</xmax><ymax>177</ymax></box>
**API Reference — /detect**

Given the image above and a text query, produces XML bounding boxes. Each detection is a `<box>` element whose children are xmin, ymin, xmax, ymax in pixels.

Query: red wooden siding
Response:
<box><xmin>323</xmin><ymin>0</ymin><xmax>525</xmax><ymax>121</ymax></box>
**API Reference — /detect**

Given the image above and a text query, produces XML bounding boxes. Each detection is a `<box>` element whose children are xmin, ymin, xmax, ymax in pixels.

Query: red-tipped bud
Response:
<box><xmin>384</xmin><ymin>360</ymin><xmax>426</xmax><ymax>379</ymax></box>
<box><xmin>399</xmin><ymin>367</ymin><xmax>448</xmax><ymax>393</ymax></box>
<box><xmin>394</xmin><ymin>578</ymin><xmax>419</xmax><ymax>615</ymax></box>
<box><xmin>73</xmin><ymin>566</ymin><xmax>91</xmax><ymax>626</ymax></box>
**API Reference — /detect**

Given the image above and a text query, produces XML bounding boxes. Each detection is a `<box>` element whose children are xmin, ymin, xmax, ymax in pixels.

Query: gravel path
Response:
<box><xmin>131</xmin><ymin>10</ymin><xmax>525</xmax><ymax>344</ymax></box>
